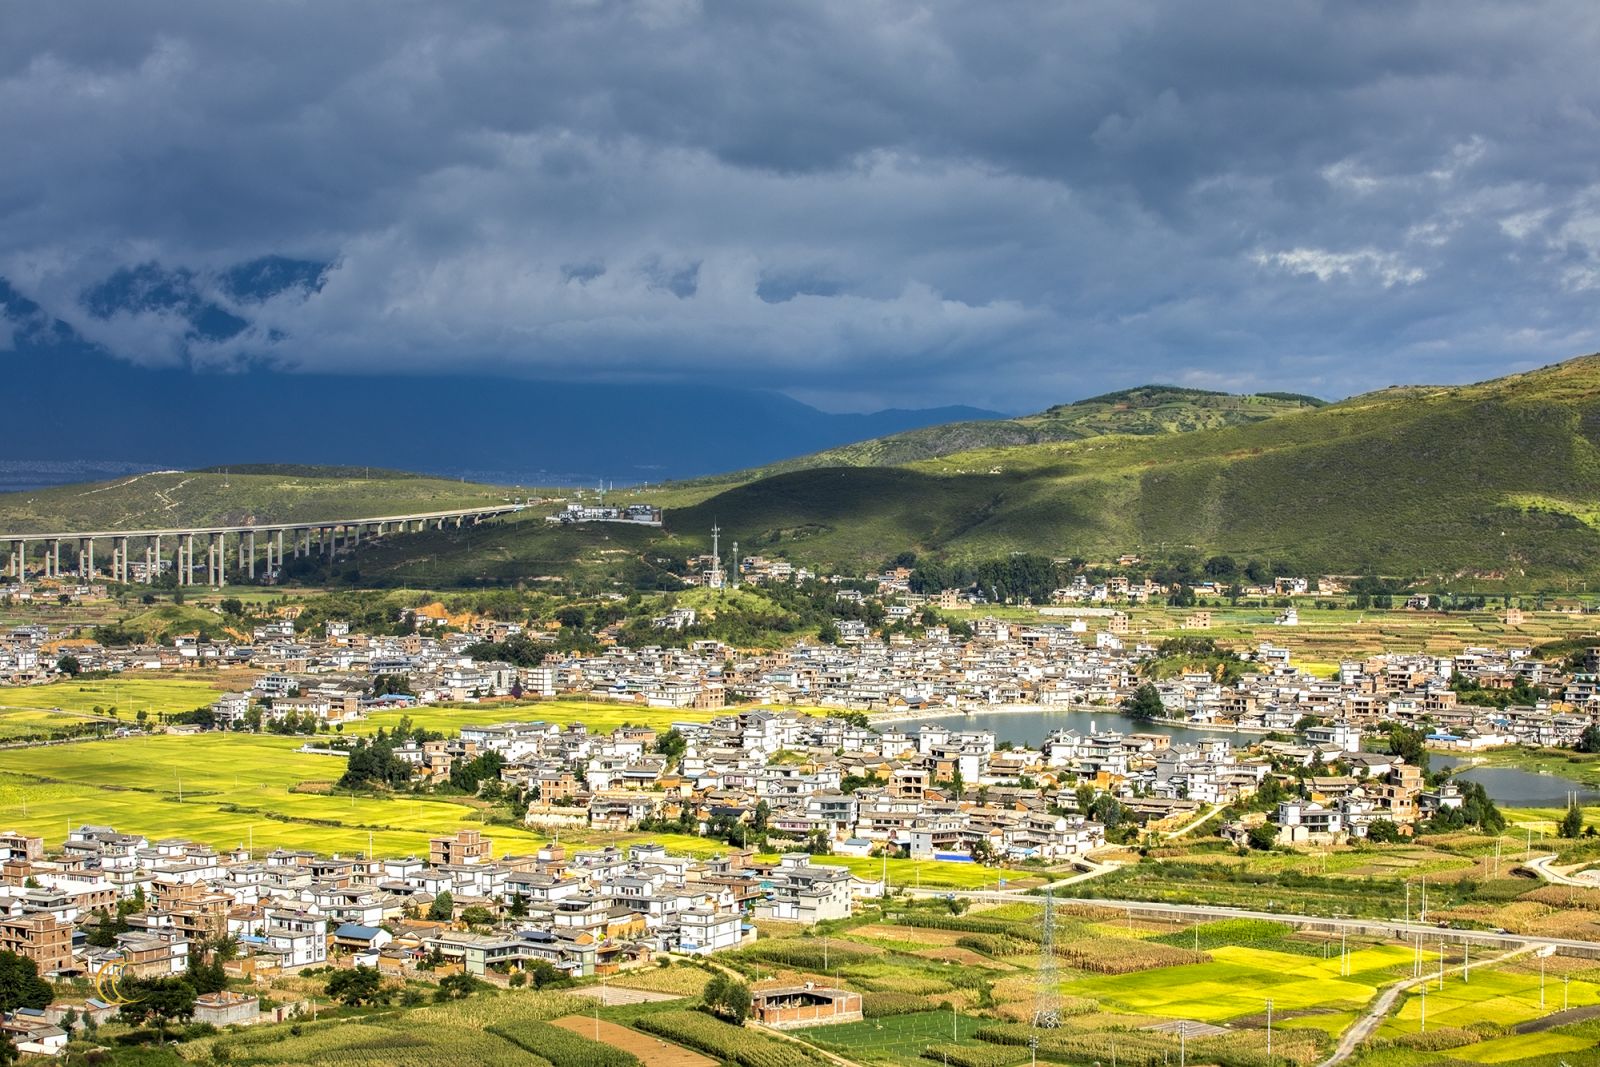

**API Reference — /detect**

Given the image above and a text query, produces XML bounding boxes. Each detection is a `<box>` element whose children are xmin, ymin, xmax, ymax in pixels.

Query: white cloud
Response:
<box><xmin>1252</xmin><ymin>248</ymin><xmax>1426</xmax><ymax>288</ymax></box>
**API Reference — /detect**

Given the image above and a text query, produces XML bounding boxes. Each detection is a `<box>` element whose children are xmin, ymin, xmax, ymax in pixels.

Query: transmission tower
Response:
<box><xmin>1032</xmin><ymin>890</ymin><xmax>1060</xmax><ymax>1029</ymax></box>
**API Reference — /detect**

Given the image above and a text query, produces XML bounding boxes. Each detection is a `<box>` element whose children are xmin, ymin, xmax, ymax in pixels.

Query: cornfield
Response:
<box><xmin>922</xmin><ymin>1042</ymin><xmax>1030</xmax><ymax>1067</ymax></box>
<box><xmin>1055</xmin><ymin>937</ymin><xmax>1208</xmax><ymax>974</ymax></box>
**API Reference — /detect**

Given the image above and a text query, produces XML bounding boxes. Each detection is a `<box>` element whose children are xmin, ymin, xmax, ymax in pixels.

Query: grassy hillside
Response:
<box><xmin>0</xmin><ymin>467</ymin><xmax>519</xmax><ymax>533</ymax></box>
<box><xmin>667</xmin><ymin>355</ymin><xmax>1600</xmax><ymax>578</ymax></box>
<box><xmin>682</xmin><ymin>386</ymin><xmax>1323</xmax><ymax>488</ymax></box>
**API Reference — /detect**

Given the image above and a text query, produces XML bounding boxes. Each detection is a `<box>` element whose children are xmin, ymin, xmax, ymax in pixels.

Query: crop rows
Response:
<box><xmin>491</xmin><ymin>1020</ymin><xmax>641</xmax><ymax>1067</ymax></box>
<box><xmin>634</xmin><ymin>1010</ymin><xmax>818</xmax><ymax>1067</ymax></box>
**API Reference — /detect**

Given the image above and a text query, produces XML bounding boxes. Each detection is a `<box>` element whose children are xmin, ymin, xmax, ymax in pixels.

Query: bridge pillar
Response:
<box><xmin>276</xmin><ymin>529</ymin><xmax>285</xmax><ymax>571</ymax></box>
<box><xmin>8</xmin><ymin>541</ymin><xmax>20</xmax><ymax>580</ymax></box>
<box><xmin>145</xmin><ymin>541</ymin><xmax>154</xmax><ymax>584</ymax></box>
<box><xmin>77</xmin><ymin>540</ymin><xmax>88</xmax><ymax>579</ymax></box>
<box><xmin>152</xmin><ymin>535</ymin><xmax>162</xmax><ymax>584</ymax></box>
<box><xmin>116</xmin><ymin>536</ymin><xmax>129</xmax><ymax>584</ymax></box>
<box><xmin>248</xmin><ymin>531</ymin><xmax>257</xmax><ymax>580</ymax></box>
<box><xmin>184</xmin><ymin>532</ymin><xmax>195</xmax><ymax>586</ymax></box>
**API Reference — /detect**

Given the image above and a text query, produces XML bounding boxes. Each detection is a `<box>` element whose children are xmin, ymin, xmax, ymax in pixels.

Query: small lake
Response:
<box><xmin>1432</xmin><ymin>754</ymin><xmax>1600</xmax><ymax>808</ymax></box>
<box><xmin>909</xmin><ymin>709</ymin><xmax>1598</xmax><ymax>806</ymax></box>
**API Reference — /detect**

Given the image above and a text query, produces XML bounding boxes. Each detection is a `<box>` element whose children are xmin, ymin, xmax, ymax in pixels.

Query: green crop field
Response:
<box><xmin>1377</xmin><ymin>964</ymin><xmax>1600</xmax><ymax>1038</ymax></box>
<box><xmin>1067</xmin><ymin>943</ymin><xmax>1417</xmax><ymax>1022</ymax></box>
<box><xmin>353</xmin><ymin>699</ymin><xmax>724</xmax><ymax>737</ymax></box>
<box><xmin>801</xmin><ymin>1010</ymin><xmax>988</xmax><ymax>1067</ymax></box>
<box><xmin>0</xmin><ymin>677</ymin><xmax>228</xmax><ymax>717</ymax></box>
<box><xmin>0</xmin><ymin>707</ymin><xmax>115</xmax><ymax>739</ymax></box>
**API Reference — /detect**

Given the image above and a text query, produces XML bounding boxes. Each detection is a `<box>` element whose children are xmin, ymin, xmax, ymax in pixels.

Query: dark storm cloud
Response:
<box><xmin>2</xmin><ymin>0</ymin><xmax>1598</xmax><ymax>410</ymax></box>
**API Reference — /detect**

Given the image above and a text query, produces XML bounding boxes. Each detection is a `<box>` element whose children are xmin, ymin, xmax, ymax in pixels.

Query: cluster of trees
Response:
<box><xmin>463</xmin><ymin>634</ymin><xmax>549</xmax><ymax>667</ymax></box>
<box><xmin>338</xmin><ymin>717</ymin><xmax>445</xmax><ymax>790</ymax></box>
<box><xmin>1449</xmin><ymin>671</ymin><xmax>1551</xmax><ymax>709</ymax></box>
<box><xmin>908</xmin><ymin>554</ymin><xmax>1066</xmax><ymax>605</ymax></box>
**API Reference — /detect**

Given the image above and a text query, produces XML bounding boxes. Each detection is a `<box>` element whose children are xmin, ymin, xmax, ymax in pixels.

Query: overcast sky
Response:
<box><xmin>3</xmin><ymin>1</ymin><xmax>1599</xmax><ymax>412</ymax></box>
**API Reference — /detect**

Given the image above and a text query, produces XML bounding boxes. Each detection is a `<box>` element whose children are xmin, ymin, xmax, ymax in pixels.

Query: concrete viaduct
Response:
<box><xmin>2</xmin><ymin>504</ymin><xmax>524</xmax><ymax>587</ymax></box>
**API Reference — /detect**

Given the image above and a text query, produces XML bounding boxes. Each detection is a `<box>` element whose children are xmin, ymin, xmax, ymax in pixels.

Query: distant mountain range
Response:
<box><xmin>664</xmin><ymin>354</ymin><xmax>1600</xmax><ymax>579</ymax></box>
<box><xmin>681</xmin><ymin>385</ymin><xmax>1324</xmax><ymax>488</ymax></box>
<box><xmin>0</xmin><ymin>273</ymin><xmax>1001</xmax><ymax>488</ymax></box>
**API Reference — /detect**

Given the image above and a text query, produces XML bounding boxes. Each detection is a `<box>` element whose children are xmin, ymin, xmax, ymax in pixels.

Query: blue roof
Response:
<box><xmin>335</xmin><ymin>923</ymin><xmax>382</xmax><ymax>939</ymax></box>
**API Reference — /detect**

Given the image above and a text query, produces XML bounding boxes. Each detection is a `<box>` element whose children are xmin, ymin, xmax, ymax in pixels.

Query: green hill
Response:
<box><xmin>665</xmin><ymin>355</ymin><xmax>1600</xmax><ymax>579</ymax></box>
<box><xmin>682</xmin><ymin>385</ymin><xmax>1322</xmax><ymax>488</ymax></box>
<box><xmin>0</xmin><ymin>467</ymin><xmax>518</xmax><ymax>534</ymax></box>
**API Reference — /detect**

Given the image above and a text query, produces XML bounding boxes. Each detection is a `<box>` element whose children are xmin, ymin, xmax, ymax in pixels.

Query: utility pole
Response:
<box><xmin>1265</xmin><ymin>998</ymin><xmax>1272</xmax><ymax>1060</ymax></box>
<box><xmin>1419</xmin><ymin>984</ymin><xmax>1426</xmax><ymax>1033</ymax></box>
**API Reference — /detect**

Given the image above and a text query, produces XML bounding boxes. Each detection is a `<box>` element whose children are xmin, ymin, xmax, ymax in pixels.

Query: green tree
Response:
<box><xmin>702</xmin><ymin>974</ymin><xmax>751</xmax><ymax>1023</ymax></box>
<box><xmin>55</xmin><ymin>654</ymin><xmax>81</xmax><ymax>676</ymax></box>
<box><xmin>1123</xmin><ymin>683</ymin><xmax>1164</xmax><ymax>722</ymax></box>
<box><xmin>1365</xmin><ymin>819</ymin><xmax>1403</xmax><ymax>844</ymax></box>
<box><xmin>325</xmin><ymin>966</ymin><xmax>385</xmax><ymax>1006</ymax></box>
<box><xmin>435</xmin><ymin>972</ymin><xmax>482</xmax><ymax>1001</ymax></box>
<box><xmin>1247</xmin><ymin>824</ymin><xmax>1279</xmax><ymax>851</ymax></box>
<box><xmin>428</xmin><ymin>890</ymin><xmax>455</xmax><ymax>921</ymax></box>
<box><xmin>655</xmin><ymin>728</ymin><xmax>688</xmax><ymax>761</ymax></box>
<box><xmin>1578</xmin><ymin>724</ymin><xmax>1600</xmax><ymax>755</ymax></box>
<box><xmin>0</xmin><ymin>952</ymin><xmax>53</xmax><ymax>1013</ymax></box>
<box><xmin>119</xmin><ymin>976</ymin><xmax>197</xmax><ymax>1032</ymax></box>
<box><xmin>459</xmin><ymin>905</ymin><xmax>494</xmax><ymax>927</ymax></box>
<box><xmin>1561</xmin><ymin>801</ymin><xmax>1585</xmax><ymax>839</ymax></box>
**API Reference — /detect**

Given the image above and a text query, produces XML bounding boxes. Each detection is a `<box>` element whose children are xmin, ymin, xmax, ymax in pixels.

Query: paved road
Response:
<box><xmin>1526</xmin><ymin>852</ymin><xmax>1600</xmax><ymax>887</ymax></box>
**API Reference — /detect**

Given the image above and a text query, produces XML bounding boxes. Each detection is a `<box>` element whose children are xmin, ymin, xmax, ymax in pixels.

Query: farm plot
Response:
<box><xmin>798</xmin><ymin>1010</ymin><xmax>988</xmax><ymax>1067</ymax></box>
<box><xmin>1375</xmin><ymin>964</ymin><xmax>1600</xmax><ymax>1039</ymax></box>
<box><xmin>552</xmin><ymin>1017</ymin><xmax>714</xmax><ymax>1067</ymax></box>
<box><xmin>1067</xmin><ymin>943</ymin><xmax>1417</xmax><ymax>1023</ymax></box>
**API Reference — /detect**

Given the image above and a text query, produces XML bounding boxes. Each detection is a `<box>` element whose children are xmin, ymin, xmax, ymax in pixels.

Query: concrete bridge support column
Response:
<box><xmin>247</xmin><ymin>531</ymin><xmax>257</xmax><ymax>580</ymax></box>
<box><xmin>276</xmin><ymin>530</ymin><xmax>285</xmax><ymax>571</ymax></box>
<box><xmin>77</xmin><ymin>540</ymin><xmax>88</xmax><ymax>579</ymax></box>
<box><xmin>182</xmin><ymin>533</ymin><xmax>195</xmax><ymax>586</ymax></box>
<box><xmin>144</xmin><ymin>542</ymin><xmax>154</xmax><ymax>584</ymax></box>
<box><xmin>115</xmin><ymin>537</ymin><xmax>129</xmax><ymax>584</ymax></box>
<box><xmin>8</xmin><ymin>541</ymin><xmax>21</xmax><ymax>580</ymax></box>
<box><xmin>152</xmin><ymin>535</ymin><xmax>162</xmax><ymax>584</ymax></box>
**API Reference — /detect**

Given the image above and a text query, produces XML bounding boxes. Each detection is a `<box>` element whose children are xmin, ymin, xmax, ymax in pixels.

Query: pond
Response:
<box><xmin>1432</xmin><ymin>754</ymin><xmax>1599</xmax><ymax>807</ymax></box>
